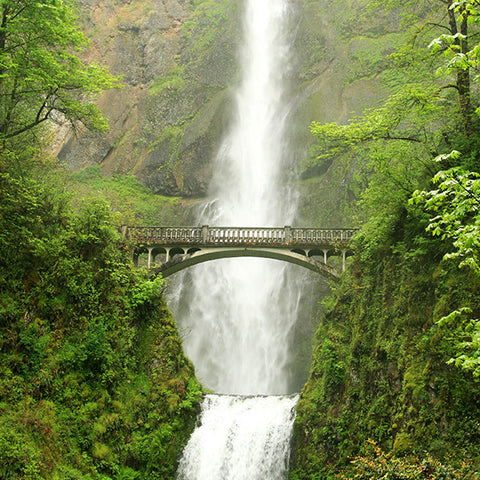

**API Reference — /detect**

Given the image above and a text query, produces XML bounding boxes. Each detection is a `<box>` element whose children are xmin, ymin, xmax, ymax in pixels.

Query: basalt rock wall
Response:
<box><xmin>57</xmin><ymin>0</ymin><xmax>402</xmax><ymax>212</ymax></box>
<box><xmin>55</xmin><ymin>0</ymin><xmax>238</xmax><ymax>197</ymax></box>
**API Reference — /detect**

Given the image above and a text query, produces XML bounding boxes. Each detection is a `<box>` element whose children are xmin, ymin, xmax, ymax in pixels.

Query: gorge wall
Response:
<box><xmin>55</xmin><ymin>0</ymin><xmax>403</xmax><ymax>224</ymax></box>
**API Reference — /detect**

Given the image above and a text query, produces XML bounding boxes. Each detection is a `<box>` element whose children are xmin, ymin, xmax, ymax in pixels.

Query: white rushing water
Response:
<box><xmin>170</xmin><ymin>0</ymin><xmax>298</xmax><ymax>397</ymax></box>
<box><xmin>172</xmin><ymin>0</ymin><xmax>301</xmax><ymax>478</ymax></box>
<box><xmin>177</xmin><ymin>395</ymin><xmax>298</xmax><ymax>480</ymax></box>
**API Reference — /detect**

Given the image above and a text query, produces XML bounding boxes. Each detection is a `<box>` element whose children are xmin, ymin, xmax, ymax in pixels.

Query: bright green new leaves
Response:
<box><xmin>310</xmin><ymin>84</ymin><xmax>443</xmax><ymax>160</ymax></box>
<box><xmin>412</xmin><ymin>159</ymin><xmax>480</xmax><ymax>273</ymax></box>
<box><xmin>411</xmin><ymin>155</ymin><xmax>480</xmax><ymax>376</ymax></box>
<box><xmin>437</xmin><ymin>307</ymin><xmax>480</xmax><ymax>377</ymax></box>
<box><xmin>429</xmin><ymin>1</ymin><xmax>480</xmax><ymax>75</ymax></box>
<box><xmin>0</xmin><ymin>0</ymin><xmax>119</xmax><ymax>144</ymax></box>
<box><xmin>426</xmin><ymin>1</ymin><xmax>479</xmax><ymax>134</ymax></box>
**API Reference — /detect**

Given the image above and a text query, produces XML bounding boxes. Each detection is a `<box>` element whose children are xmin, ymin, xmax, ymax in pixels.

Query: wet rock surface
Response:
<box><xmin>55</xmin><ymin>0</ymin><xmax>401</xmax><ymax>206</ymax></box>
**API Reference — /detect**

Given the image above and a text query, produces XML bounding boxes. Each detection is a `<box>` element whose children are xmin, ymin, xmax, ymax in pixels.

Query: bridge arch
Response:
<box><xmin>148</xmin><ymin>247</ymin><xmax>344</xmax><ymax>281</ymax></box>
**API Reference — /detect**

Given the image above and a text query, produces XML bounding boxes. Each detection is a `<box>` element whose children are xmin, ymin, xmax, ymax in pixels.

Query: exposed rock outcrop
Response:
<box><xmin>54</xmin><ymin>0</ymin><xmax>238</xmax><ymax>197</ymax></box>
<box><xmin>55</xmin><ymin>0</ymin><xmax>403</xmax><ymax>208</ymax></box>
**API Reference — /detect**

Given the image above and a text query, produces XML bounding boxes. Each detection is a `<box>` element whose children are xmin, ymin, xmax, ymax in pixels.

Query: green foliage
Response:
<box><xmin>399</xmin><ymin>0</ymin><xmax>480</xmax><ymax>379</ymax></box>
<box><xmin>428</xmin><ymin>1</ymin><xmax>480</xmax><ymax>77</ymax></box>
<box><xmin>0</xmin><ymin>1</ymin><xmax>201</xmax><ymax>477</ymax></box>
<box><xmin>67</xmin><ymin>165</ymin><xmax>184</xmax><ymax>225</ymax></box>
<box><xmin>437</xmin><ymin>308</ymin><xmax>480</xmax><ymax>377</ymax></box>
<box><xmin>296</xmin><ymin>11</ymin><xmax>480</xmax><ymax>476</ymax></box>
<box><xmin>0</xmin><ymin>0</ymin><xmax>119</xmax><ymax>145</ymax></box>
<box><xmin>337</xmin><ymin>440</ymin><xmax>478</xmax><ymax>479</ymax></box>
<box><xmin>291</xmin><ymin>203</ymin><xmax>480</xmax><ymax>479</ymax></box>
<box><xmin>306</xmin><ymin>0</ymin><xmax>480</xmax><ymax>234</ymax></box>
<box><xmin>413</xmin><ymin>162</ymin><xmax>480</xmax><ymax>271</ymax></box>
<box><xmin>0</xmin><ymin>151</ymin><xmax>202</xmax><ymax>479</ymax></box>
<box><xmin>410</xmin><ymin>156</ymin><xmax>480</xmax><ymax>377</ymax></box>
<box><xmin>310</xmin><ymin>82</ymin><xmax>448</xmax><ymax>163</ymax></box>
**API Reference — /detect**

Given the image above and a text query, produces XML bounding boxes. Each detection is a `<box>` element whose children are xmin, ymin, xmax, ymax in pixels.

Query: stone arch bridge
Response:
<box><xmin>122</xmin><ymin>225</ymin><xmax>357</xmax><ymax>280</ymax></box>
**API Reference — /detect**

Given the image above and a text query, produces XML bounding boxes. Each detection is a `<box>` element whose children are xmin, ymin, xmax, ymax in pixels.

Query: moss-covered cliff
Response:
<box><xmin>290</xmin><ymin>206</ymin><xmax>480</xmax><ymax>479</ymax></box>
<box><xmin>0</xmin><ymin>155</ymin><xmax>202</xmax><ymax>479</ymax></box>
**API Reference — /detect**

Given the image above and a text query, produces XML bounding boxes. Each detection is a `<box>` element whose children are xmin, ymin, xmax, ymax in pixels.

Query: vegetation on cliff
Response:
<box><xmin>0</xmin><ymin>1</ymin><xmax>201</xmax><ymax>478</ymax></box>
<box><xmin>0</xmin><ymin>156</ymin><xmax>202</xmax><ymax>479</ymax></box>
<box><xmin>291</xmin><ymin>1</ymin><xmax>480</xmax><ymax>478</ymax></box>
<box><xmin>67</xmin><ymin>165</ymin><xmax>189</xmax><ymax>225</ymax></box>
<box><xmin>291</xmin><ymin>205</ymin><xmax>480</xmax><ymax>478</ymax></box>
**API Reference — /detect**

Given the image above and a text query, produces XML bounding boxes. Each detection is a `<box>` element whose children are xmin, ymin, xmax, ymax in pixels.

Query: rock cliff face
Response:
<box><xmin>57</xmin><ymin>0</ymin><xmax>402</xmax><ymax>209</ymax></box>
<box><xmin>55</xmin><ymin>0</ymin><xmax>238</xmax><ymax>197</ymax></box>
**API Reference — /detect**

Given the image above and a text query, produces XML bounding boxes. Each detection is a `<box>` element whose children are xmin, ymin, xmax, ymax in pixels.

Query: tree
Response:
<box><xmin>310</xmin><ymin>0</ymin><xmax>480</xmax><ymax>167</ymax></box>
<box><xmin>409</xmin><ymin>1</ymin><xmax>480</xmax><ymax>376</ymax></box>
<box><xmin>374</xmin><ymin>0</ymin><xmax>478</xmax><ymax>139</ymax></box>
<box><xmin>0</xmin><ymin>0</ymin><xmax>118</xmax><ymax>147</ymax></box>
<box><xmin>309</xmin><ymin>0</ymin><xmax>480</xmax><ymax>376</ymax></box>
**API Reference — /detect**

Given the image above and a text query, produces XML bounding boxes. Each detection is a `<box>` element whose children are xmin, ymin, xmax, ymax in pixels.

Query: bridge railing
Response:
<box><xmin>207</xmin><ymin>227</ymin><xmax>286</xmax><ymax>244</ymax></box>
<box><xmin>290</xmin><ymin>228</ymin><xmax>356</xmax><ymax>243</ymax></box>
<box><xmin>124</xmin><ymin>225</ymin><xmax>357</xmax><ymax>246</ymax></box>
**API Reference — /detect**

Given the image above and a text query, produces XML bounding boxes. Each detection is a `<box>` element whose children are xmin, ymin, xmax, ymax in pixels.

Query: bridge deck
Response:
<box><xmin>123</xmin><ymin>225</ymin><xmax>357</xmax><ymax>248</ymax></box>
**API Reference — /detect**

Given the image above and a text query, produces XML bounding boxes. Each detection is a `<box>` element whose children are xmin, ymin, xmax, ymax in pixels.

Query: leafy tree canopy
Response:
<box><xmin>309</xmin><ymin>0</ymin><xmax>480</xmax><ymax>377</ymax></box>
<box><xmin>0</xmin><ymin>0</ymin><xmax>119</xmax><ymax>147</ymax></box>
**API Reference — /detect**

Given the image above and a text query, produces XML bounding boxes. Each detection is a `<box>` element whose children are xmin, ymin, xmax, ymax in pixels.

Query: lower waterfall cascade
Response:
<box><xmin>176</xmin><ymin>395</ymin><xmax>299</xmax><ymax>480</ymax></box>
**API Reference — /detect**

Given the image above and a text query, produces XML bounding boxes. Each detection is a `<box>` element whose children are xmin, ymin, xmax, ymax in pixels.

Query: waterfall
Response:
<box><xmin>170</xmin><ymin>0</ymin><xmax>302</xmax><ymax>478</ymax></box>
<box><xmin>176</xmin><ymin>395</ymin><xmax>298</xmax><ymax>480</ymax></box>
<box><xmin>170</xmin><ymin>0</ymin><xmax>299</xmax><ymax>397</ymax></box>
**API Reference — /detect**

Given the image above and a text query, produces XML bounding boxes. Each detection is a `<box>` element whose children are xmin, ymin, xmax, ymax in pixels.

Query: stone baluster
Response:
<box><xmin>323</xmin><ymin>249</ymin><xmax>329</xmax><ymax>264</ymax></box>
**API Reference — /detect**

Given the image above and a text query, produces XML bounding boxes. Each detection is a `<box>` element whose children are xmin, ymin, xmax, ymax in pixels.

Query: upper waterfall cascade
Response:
<box><xmin>168</xmin><ymin>0</ymin><xmax>301</xmax><ymax>397</ymax></box>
